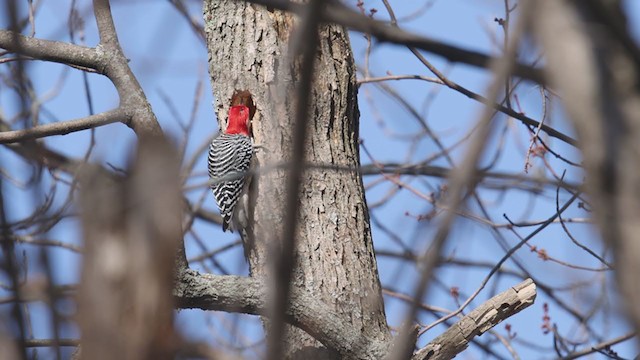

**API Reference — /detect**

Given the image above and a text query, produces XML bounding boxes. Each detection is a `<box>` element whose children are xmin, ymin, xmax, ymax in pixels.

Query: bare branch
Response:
<box><xmin>561</xmin><ymin>332</ymin><xmax>636</xmax><ymax>360</ymax></box>
<box><xmin>23</xmin><ymin>339</ymin><xmax>80</xmax><ymax>348</ymax></box>
<box><xmin>0</xmin><ymin>108</ymin><xmax>127</xmax><ymax>144</ymax></box>
<box><xmin>413</xmin><ymin>279</ymin><xmax>536</xmax><ymax>360</ymax></box>
<box><xmin>92</xmin><ymin>0</ymin><xmax>163</xmax><ymax>139</ymax></box>
<box><xmin>390</xmin><ymin>3</ymin><xmax>536</xmax><ymax>357</ymax></box>
<box><xmin>0</xmin><ymin>29</ymin><xmax>100</xmax><ymax>70</ymax></box>
<box><xmin>1</xmin><ymin>2</ymin><xmax>164</xmax><ymax>140</ymax></box>
<box><xmin>4</xmin><ymin>235</ymin><xmax>82</xmax><ymax>253</ymax></box>
<box><xmin>533</xmin><ymin>0</ymin><xmax>640</xmax><ymax>334</ymax></box>
<box><xmin>174</xmin><ymin>270</ymin><xmax>536</xmax><ymax>360</ymax></box>
<box><xmin>241</xmin><ymin>0</ymin><xmax>545</xmax><ymax>84</ymax></box>
<box><xmin>174</xmin><ymin>269</ymin><xmax>390</xmax><ymax>359</ymax></box>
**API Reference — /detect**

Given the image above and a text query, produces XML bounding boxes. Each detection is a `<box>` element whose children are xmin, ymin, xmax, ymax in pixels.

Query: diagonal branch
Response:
<box><xmin>412</xmin><ymin>279</ymin><xmax>537</xmax><ymax>360</ymax></box>
<box><xmin>240</xmin><ymin>0</ymin><xmax>545</xmax><ymax>84</ymax></box>
<box><xmin>358</xmin><ymin>72</ymin><xmax>578</xmax><ymax>146</ymax></box>
<box><xmin>0</xmin><ymin>30</ymin><xmax>101</xmax><ymax>70</ymax></box>
<box><xmin>92</xmin><ymin>0</ymin><xmax>163</xmax><ymax>139</ymax></box>
<box><xmin>0</xmin><ymin>108</ymin><xmax>127</xmax><ymax>144</ymax></box>
<box><xmin>1</xmin><ymin>0</ymin><xmax>164</xmax><ymax>140</ymax></box>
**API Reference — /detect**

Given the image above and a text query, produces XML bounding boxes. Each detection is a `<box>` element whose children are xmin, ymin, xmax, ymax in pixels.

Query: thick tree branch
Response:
<box><xmin>93</xmin><ymin>0</ymin><xmax>122</xmax><ymax>47</ymax></box>
<box><xmin>0</xmin><ymin>30</ymin><xmax>101</xmax><ymax>70</ymax></box>
<box><xmin>412</xmin><ymin>279</ymin><xmax>536</xmax><ymax>360</ymax></box>
<box><xmin>92</xmin><ymin>0</ymin><xmax>163</xmax><ymax>139</ymax></box>
<box><xmin>241</xmin><ymin>0</ymin><xmax>545</xmax><ymax>84</ymax></box>
<box><xmin>174</xmin><ymin>269</ymin><xmax>535</xmax><ymax>360</ymax></box>
<box><xmin>174</xmin><ymin>269</ymin><xmax>389</xmax><ymax>359</ymax></box>
<box><xmin>1</xmin><ymin>1</ymin><xmax>164</xmax><ymax>141</ymax></box>
<box><xmin>0</xmin><ymin>109</ymin><xmax>127</xmax><ymax>144</ymax></box>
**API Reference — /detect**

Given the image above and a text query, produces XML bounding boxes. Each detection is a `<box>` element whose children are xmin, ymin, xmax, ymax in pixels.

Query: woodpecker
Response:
<box><xmin>208</xmin><ymin>104</ymin><xmax>253</xmax><ymax>232</ymax></box>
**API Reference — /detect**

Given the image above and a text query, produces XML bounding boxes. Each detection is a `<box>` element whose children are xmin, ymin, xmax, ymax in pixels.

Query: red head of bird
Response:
<box><xmin>225</xmin><ymin>105</ymin><xmax>251</xmax><ymax>136</ymax></box>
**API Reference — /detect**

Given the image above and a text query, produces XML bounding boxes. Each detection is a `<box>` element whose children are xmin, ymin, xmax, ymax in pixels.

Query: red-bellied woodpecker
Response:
<box><xmin>208</xmin><ymin>104</ymin><xmax>253</xmax><ymax>232</ymax></box>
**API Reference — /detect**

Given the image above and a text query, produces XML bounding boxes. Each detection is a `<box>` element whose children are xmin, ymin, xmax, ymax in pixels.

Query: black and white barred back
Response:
<box><xmin>208</xmin><ymin>133</ymin><xmax>253</xmax><ymax>232</ymax></box>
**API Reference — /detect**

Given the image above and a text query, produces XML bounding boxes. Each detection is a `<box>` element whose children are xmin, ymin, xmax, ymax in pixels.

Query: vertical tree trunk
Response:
<box><xmin>203</xmin><ymin>1</ymin><xmax>391</xmax><ymax>357</ymax></box>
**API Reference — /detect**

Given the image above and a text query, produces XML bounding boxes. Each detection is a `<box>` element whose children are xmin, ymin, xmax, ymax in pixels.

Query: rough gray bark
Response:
<box><xmin>175</xmin><ymin>270</ymin><xmax>391</xmax><ymax>359</ymax></box>
<box><xmin>412</xmin><ymin>279</ymin><xmax>536</xmax><ymax>360</ymax></box>
<box><xmin>203</xmin><ymin>1</ymin><xmax>391</xmax><ymax>357</ymax></box>
<box><xmin>175</xmin><ymin>272</ymin><xmax>536</xmax><ymax>360</ymax></box>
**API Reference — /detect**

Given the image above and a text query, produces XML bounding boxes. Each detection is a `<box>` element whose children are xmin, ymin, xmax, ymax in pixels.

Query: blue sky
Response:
<box><xmin>2</xmin><ymin>0</ymin><xmax>639</xmax><ymax>358</ymax></box>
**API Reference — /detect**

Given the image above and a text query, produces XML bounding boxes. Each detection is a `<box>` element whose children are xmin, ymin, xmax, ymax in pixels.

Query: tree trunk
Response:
<box><xmin>203</xmin><ymin>1</ymin><xmax>391</xmax><ymax>357</ymax></box>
